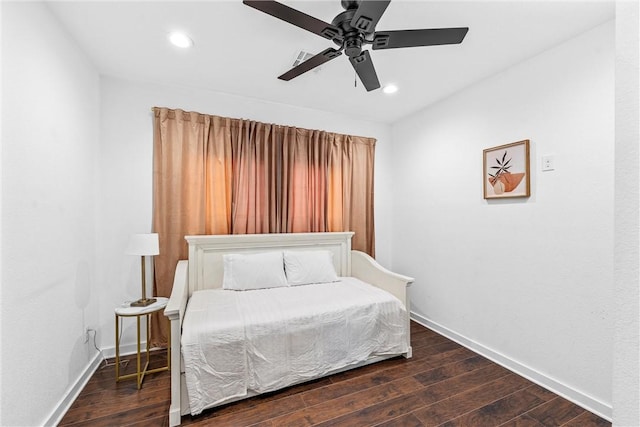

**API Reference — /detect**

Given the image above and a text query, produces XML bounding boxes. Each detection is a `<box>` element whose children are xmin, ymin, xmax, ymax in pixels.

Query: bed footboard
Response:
<box><xmin>164</xmin><ymin>260</ymin><xmax>189</xmax><ymax>427</ymax></box>
<box><xmin>350</xmin><ymin>250</ymin><xmax>414</xmax><ymax>358</ymax></box>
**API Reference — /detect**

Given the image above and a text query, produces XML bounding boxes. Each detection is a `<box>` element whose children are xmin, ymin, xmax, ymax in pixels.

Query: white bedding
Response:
<box><xmin>181</xmin><ymin>277</ymin><xmax>408</xmax><ymax>415</ymax></box>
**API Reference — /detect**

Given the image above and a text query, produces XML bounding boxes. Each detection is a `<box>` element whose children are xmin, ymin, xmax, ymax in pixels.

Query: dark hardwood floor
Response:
<box><xmin>59</xmin><ymin>322</ymin><xmax>611</xmax><ymax>427</ymax></box>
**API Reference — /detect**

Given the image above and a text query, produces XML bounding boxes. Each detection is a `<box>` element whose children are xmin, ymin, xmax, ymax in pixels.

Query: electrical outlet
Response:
<box><xmin>542</xmin><ymin>155</ymin><xmax>555</xmax><ymax>171</ymax></box>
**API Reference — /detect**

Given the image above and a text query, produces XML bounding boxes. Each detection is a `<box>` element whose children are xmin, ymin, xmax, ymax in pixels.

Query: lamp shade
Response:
<box><xmin>125</xmin><ymin>233</ymin><xmax>159</xmax><ymax>256</ymax></box>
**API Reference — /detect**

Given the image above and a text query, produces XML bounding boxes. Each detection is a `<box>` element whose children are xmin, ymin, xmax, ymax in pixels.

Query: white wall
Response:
<box><xmin>1</xmin><ymin>2</ymin><xmax>100</xmax><ymax>426</ymax></box>
<box><xmin>390</xmin><ymin>20</ymin><xmax>614</xmax><ymax>418</ymax></box>
<box><xmin>613</xmin><ymin>1</ymin><xmax>640</xmax><ymax>425</ymax></box>
<box><xmin>97</xmin><ymin>76</ymin><xmax>394</xmax><ymax>351</ymax></box>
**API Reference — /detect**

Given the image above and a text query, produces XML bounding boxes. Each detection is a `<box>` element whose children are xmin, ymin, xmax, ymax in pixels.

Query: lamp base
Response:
<box><xmin>130</xmin><ymin>297</ymin><xmax>157</xmax><ymax>307</ymax></box>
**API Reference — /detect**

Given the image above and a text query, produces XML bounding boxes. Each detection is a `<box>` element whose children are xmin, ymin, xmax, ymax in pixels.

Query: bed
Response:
<box><xmin>163</xmin><ymin>232</ymin><xmax>414</xmax><ymax>427</ymax></box>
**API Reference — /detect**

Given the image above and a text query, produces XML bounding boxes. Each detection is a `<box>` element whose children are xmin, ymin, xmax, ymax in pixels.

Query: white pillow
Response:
<box><xmin>222</xmin><ymin>251</ymin><xmax>287</xmax><ymax>291</ymax></box>
<box><xmin>284</xmin><ymin>250</ymin><xmax>339</xmax><ymax>286</ymax></box>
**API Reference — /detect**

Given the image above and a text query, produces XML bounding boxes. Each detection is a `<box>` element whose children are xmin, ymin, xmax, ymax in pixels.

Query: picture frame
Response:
<box><xmin>483</xmin><ymin>139</ymin><xmax>530</xmax><ymax>199</ymax></box>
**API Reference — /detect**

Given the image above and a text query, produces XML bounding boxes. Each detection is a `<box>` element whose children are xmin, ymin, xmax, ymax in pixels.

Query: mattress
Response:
<box><xmin>181</xmin><ymin>277</ymin><xmax>408</xmax><ymax>415</ymax></box>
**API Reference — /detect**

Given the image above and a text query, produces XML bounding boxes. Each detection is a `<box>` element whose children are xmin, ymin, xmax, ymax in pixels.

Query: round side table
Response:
<box><xmin>115</xmin><ymin>297</ymin><xmax>170</xmax><ymax>389</ymax></box>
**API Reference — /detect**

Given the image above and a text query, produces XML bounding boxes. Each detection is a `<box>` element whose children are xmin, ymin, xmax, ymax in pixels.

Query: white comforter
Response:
<box><xmin>181</xmin><ymin>277</ymin><xmax>408</xmax><ymax>415</ymax></box>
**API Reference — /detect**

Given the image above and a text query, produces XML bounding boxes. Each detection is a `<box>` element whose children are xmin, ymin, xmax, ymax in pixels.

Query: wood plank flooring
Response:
<box><xmin>59</xmin><ymin>322</ymin><xmax>611</xmax><ymax>427</ymax></box>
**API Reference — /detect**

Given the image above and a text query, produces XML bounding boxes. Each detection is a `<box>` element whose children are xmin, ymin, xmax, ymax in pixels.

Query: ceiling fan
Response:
<box><xmin>243</xmin><ymin>0</ymin><xmax>469</xmax><ymax>92</ymax></box>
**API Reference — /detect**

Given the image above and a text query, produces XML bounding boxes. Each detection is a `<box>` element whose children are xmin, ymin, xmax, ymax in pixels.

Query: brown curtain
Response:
<box><xmin>150</xmin><ymin>107</ymin><xmax>375</xmax><ymax>346</ymax></box>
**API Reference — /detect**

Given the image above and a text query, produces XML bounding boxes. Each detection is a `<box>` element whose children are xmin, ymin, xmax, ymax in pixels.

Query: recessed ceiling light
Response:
<box><xmin>168</xmin><ymin>32</ymin><xmax>193</xmax><ymax>48</ymax></box>
<box><xmin>383</xmin><ymin>84</ymin><xmax>398</xmax><ymax>94</ymax></box>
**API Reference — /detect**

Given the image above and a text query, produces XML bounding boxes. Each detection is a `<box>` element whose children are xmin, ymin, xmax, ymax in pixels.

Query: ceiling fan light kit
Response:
<box><xmin>243</xmin><ymin>0</ymin><xmax>468</xmax><ymax>92</ymax></box>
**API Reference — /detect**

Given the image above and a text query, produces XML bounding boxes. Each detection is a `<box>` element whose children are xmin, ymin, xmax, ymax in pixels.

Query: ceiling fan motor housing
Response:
<box><xmin>331</xmin><ymin>9</ymin><xmax>367</xmax><ymax>57</ymax></box>
<box><xmin>344</xmin><ymin>36</ymin><xmax>363</xmax><ymax>57</ymax></box>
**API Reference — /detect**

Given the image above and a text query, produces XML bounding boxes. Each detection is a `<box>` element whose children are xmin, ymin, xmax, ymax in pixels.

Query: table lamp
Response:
<box><xmin>126</xmin><ymin>233</ymin><xmax>159</xmax><ymax>307</ymax></box>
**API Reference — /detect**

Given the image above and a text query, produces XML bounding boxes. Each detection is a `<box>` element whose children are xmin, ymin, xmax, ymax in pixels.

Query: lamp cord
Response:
<box><xmin>88</xmin><ymin>324</ymin><xmax>129</xmax><ymax>370</ymax></box>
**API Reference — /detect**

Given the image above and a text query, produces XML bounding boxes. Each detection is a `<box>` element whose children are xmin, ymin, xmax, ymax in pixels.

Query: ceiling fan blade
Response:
<box><xmin>350</xmin><ymin>0</ymin><xmax>391</xmax><ymax>33</ymax></box>
<box><xmin>372</xmin><ymin>27</ymin><xmax>469</xmax><ymax>50</ymax></box>
<box><xmin>243</xmin><ymin>0</ymin><xmax>341</xmax><ymax>40</ymax></box>
<box><xmin>278</xmin><ymin>48</ymin><xmax>342</xmax><ymax>81</ymax></box>
<box><xmin>348</xmin><ymin>50</ymin><xmax>380</xmax><ymax>92</ymax></box>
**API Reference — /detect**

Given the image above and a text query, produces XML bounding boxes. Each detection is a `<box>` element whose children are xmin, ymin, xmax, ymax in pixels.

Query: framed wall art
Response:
<box><xmin>483</xmin><ymin>139</ymin><xmax>530</xmax><ymax>199</ymax></box>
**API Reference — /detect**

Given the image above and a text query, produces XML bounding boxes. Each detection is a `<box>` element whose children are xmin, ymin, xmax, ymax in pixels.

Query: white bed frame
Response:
<box><xmin>163</xmin><ymin>232</ymin><xmax>413</xmax><ymax>427</ymax></box>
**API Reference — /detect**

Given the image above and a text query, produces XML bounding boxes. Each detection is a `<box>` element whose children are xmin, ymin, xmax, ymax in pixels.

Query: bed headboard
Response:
<box><xmin>185</xmin><ymin>232</ymin><xmax>354</xmax><ymax>294</ymax></box>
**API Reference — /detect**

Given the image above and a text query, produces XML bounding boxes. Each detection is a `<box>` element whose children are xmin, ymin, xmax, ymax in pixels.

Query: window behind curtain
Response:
<box><xmin>150</xmin><ymin>107</ymin><xmax>375</xmax><ymax>346</ymax></box>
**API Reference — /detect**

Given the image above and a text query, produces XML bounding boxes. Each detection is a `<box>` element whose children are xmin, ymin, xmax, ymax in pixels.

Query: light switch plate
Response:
<box><xmin>542</xmin><ymin>155</ymin><xmax>555</xmax><ymax>171</ymax></box>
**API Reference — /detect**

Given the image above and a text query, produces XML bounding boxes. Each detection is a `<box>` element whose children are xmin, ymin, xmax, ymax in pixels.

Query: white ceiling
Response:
<box><xmin>47</xmin><ymin>1</ymin><xmax>614</xmax><ymax>123</ymax></box>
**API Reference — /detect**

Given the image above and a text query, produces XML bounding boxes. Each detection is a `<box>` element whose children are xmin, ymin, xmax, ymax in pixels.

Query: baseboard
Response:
<box><xmin>410</xmin><ymin>312</ymin><xmax>612</xmax><ymax>421</ymax></box>
<box><xmin>101</xmin><ymin>342</ymin><xmax>149</xmax><ymax>359</ymax></box>
<box><xmin>44</xmin><ymin>351</ymin><xmax>103</xmax><ymax>426</ymax></box>
<box><xmin>44</xmin><ymin>341</ymin><xmax>154</xmax><ymax>426</ymax></box>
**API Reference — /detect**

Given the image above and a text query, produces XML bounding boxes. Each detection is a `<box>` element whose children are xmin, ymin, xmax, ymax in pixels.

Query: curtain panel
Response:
<box><xmin>150</xmin><ymin>107</ymin><xmax>375</xmax><ymax>345</ymax></box>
